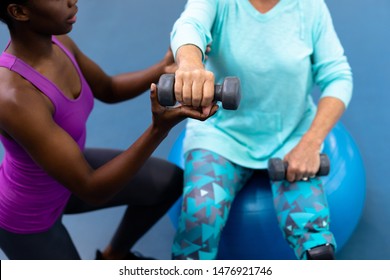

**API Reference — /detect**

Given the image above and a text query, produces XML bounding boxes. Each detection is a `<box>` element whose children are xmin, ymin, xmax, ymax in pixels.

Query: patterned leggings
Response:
<box><xmin>172</xmin><ymin>149</ymin><xmax>336</xmax><ymax>260</ymax></box>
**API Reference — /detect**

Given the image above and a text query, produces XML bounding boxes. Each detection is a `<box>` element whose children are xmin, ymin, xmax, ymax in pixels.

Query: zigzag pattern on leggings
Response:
<box><xmin>271</xmin><ymin>178</ymin><xmax>336</xmax><ymax>259</ymax></box>
<box><xmin>172</xmin><ymin>150</ymin><xmax>252</xmax><ymax>260</ymax></box>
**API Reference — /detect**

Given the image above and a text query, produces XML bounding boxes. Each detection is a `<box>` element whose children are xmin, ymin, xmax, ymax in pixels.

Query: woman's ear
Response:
<box><xmin>7</xmin><ymin>4</ymin><xmax>30</xmax><ymax>22</ymax></box>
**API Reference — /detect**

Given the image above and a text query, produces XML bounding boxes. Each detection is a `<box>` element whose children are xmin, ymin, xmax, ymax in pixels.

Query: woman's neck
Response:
<box><xmin>7</xmin><ymin>30</ymin><xmax>55</xmax><ymax>66</ymax></box>
<box><xmin>249</xmin><ymin>0</ymin><xmax>280</xmax><ymax>14</ymax></box>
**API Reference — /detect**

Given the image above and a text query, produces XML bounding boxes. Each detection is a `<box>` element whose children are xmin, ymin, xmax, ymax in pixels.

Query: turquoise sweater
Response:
<box><xmin>171</xmin><ymin>0</ymin><xmax>353</xmax><ymax>169</ymax></box>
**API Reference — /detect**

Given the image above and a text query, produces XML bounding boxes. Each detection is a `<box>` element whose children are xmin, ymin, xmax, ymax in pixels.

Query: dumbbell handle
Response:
<box><xmin>157</xmin><ymin>74</ymin><xmax>240</xmax><ymax>110</ymax></box>
<box><xmin>214</xmin><ymin>84</ymin><xmax>224</xmax><ymax>102</ymax></box>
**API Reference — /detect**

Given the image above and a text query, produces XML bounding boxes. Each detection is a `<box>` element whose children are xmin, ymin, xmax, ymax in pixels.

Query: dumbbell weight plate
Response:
<box><xmin>157</xmin><ymin>73</ymin><xmax>176</xmax><ymax>106</ymax></box>
<box><xmin>221</xmin><ymin>77</ymin><xmax>241</xmax><ymax>110</ymax></box>
<box><xmin>268</xmin><ymin>158</ymin><xmax>286</xmax><ymax>181</ymax></box>
<box><xmin>318</xmin><ymin>154</ymin><xmax>330</xmax><ymax>176</ymax></box>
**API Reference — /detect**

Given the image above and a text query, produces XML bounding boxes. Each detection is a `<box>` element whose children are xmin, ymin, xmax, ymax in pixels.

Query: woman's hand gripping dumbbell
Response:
<box><xmin>156</xmin><ymin>73</ymin><xmax>241</xmax><ymax>110</ymax></box>
<box><xmin>267</xmin><ymin>154</ymin><xmax>331</xmax><ymax>181</ymax></box>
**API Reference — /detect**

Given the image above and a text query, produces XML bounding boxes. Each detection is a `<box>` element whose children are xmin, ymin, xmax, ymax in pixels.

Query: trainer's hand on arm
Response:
<box><xmin>174</xmin><ymin>44</ymin><xmax>215</xmax><ymax>115</ymax></box>
<box><xmin>284</xmin><ymin>97</ymin><xmax>345</xmax><ymax>182</ymax></box>
<box><xmin>161</xmin><ymin>47</ymin><xmax>178</xmax><ymax>75</ymax></box>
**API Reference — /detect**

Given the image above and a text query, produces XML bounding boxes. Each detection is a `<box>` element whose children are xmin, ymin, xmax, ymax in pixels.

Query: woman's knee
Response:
<box><xmin>136</xmin><ymin>158</ymin><xmax>183</xmax><ymax>205</ymax></box>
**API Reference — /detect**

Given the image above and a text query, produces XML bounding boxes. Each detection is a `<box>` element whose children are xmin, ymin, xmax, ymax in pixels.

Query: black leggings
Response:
<box><xmin>0</xmin><ymin>148</ymin><xmax>183</xmax><ymax>260</ymax></box>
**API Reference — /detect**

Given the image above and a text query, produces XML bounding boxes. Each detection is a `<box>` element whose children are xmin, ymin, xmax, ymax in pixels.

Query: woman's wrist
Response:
<box><xmin>149</xmin><ymin>124</ymin><xmax>170</xmax><ymax>141</ymax></box>
<box><xmin>300</xmin><ymin>132</ymin><xmax>324</xmax><ymax>152</ymax></box>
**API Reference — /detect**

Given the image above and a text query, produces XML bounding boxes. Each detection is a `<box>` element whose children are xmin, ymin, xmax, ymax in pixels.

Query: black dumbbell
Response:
<box><xmin>267</xmin><ymin>154</ymin><xmax>330</xmax><ymax>181</ymax></box>
<box><xmin>157</xmin><ymin>73</ymin><xmax>241</xmax><ymax>110</ymax></box>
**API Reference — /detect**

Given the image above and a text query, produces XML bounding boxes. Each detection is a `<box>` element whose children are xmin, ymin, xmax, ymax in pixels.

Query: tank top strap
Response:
<box><xmin>51</xmin><ymin>36</ymin><xmax>83</xmax><ymax>77</ymax></box>
<box><xmin>0</xmin><ymin>49</ymin><xmax>62</xmax><ymax>108</ymax></box>
<box><xmin>0</xmin><ymin>36</ymin><xmax>86</xmax><ymax>109</ymax></box>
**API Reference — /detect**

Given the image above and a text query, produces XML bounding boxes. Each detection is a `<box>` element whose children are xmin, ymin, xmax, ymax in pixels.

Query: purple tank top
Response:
<box><xmin>0</xmin><ymin>37</ymin><xmax>94</xmax><ymax>233</ymax></box>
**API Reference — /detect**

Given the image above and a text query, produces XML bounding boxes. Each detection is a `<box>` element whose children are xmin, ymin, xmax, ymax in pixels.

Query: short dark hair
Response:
<box><xmin>0</xmin><ymin>0</ymin><xmax>28</xmax><ymax>27</ymax></box>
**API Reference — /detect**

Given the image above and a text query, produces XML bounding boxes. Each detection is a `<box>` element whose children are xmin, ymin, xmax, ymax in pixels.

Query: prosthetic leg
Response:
<box><xmin>306</xmin><ymin>243</ymin><xmax>335</xmax><ymax>260</ymax></box>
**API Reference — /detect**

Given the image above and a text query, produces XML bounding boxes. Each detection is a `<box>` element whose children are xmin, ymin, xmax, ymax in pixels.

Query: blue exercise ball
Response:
<box><xmin>168</xmin><ymin>122</ymin><xmax>366</xmax><ymax>259</ymax></box>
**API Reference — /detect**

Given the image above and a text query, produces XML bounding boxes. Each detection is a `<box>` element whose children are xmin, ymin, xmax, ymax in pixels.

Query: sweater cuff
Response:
<box><xmin>171</xmin><ymin>23</ymin><xmax>206</xmax><ymax>61</ymax></box>
<box><xmin>320</xmin><ymin>79</ymin><xmax>353</xmax><ymax>108</ymax></box>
